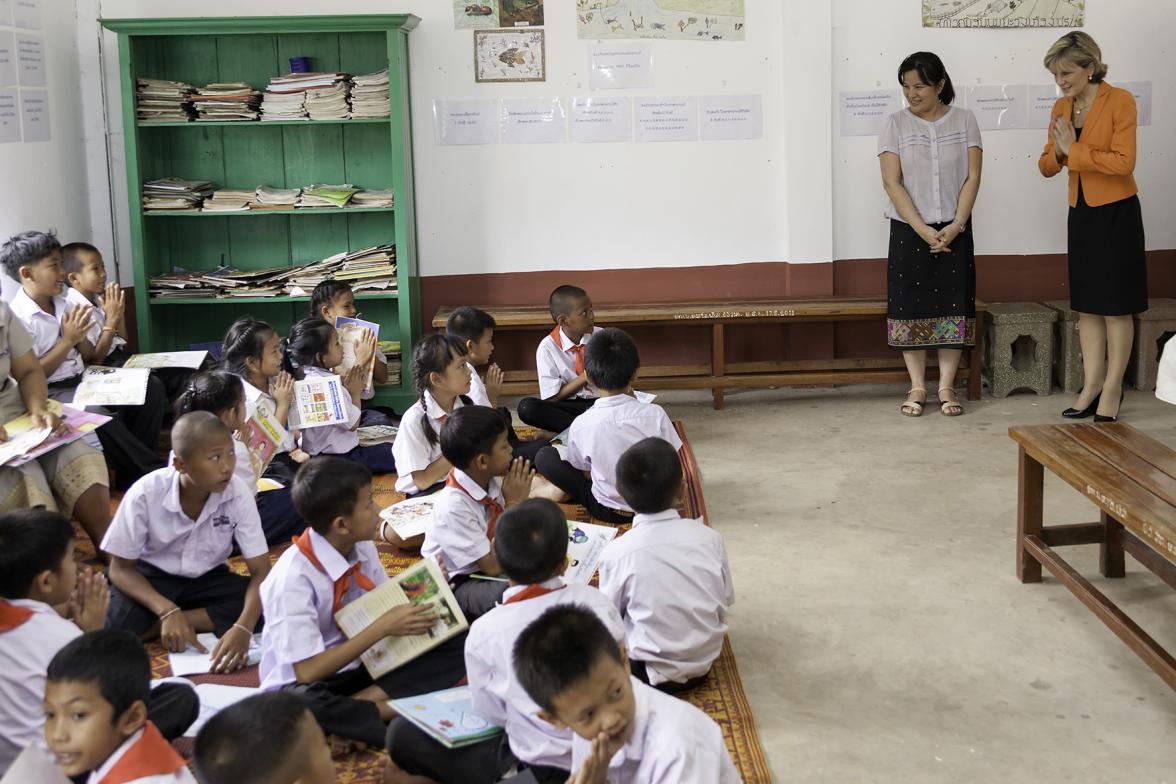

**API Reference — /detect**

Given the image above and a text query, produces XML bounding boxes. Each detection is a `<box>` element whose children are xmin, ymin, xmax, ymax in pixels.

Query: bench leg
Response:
<box><xmin>1017</xmin><ymin>446</ymin><xmax>1044</xmax><ymax>583</ymax></box>
<box><xmin>1100</xmin><ymin>512</ymin><xmax>1126</xmax><ymax>579</ymax></box>
<box><xmin>967</xmin><ymin>335</ymin><xmax>983</xmax><ymax>401</ymax></box>
<box><xmin>711</xmin><ymin>323</ymin><xmax>725</xmax><ymax>411</ymax></box>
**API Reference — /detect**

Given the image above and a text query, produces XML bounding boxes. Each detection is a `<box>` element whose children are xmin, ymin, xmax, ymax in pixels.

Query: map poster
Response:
<box><xmin>922</xmin><ymin>0</ymin><xmax>1085</xmax><ymax>29</ymax></box>
<box><xmin>577</xmin><ymin>0</ymin><xmax>745</xmax><ymax>42</ymax></box>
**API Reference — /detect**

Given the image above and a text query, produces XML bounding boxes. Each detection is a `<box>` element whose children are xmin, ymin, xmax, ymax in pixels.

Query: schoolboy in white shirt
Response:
<box><xmin>421</xmin><ymin>406</ymin><xmax>535</xmax><ymax>620</ymax></box>
<box><xmin>259</xmin><ymin>457</ymin><xmax>467</xmax><ymax>749</ymax></box>
<box><xmin>515</xmin><ymin>605</ymin><xmax>742</xmax><ymax>784</ymax></box>
<box><xmin>60</xmin><ymin>242</ymin><xmax>128</xmax><ymax>365</ymax></box>
<box><xmin>533</xmin><ymin>327</ymin><xmax>681</xmax><ymax>524</ymax></box>
<box><xmin>391</xmin><ymin>499</ymin><xmax>625</xmax><ymax>784</ymax></box>
<box><xmin>603</xmin><ymin>437</ymin><xmax>734</xmax><ymax>690</ymax></box>
<box><xmin>101</xmin><ymin>413</ymin><xmax>270</xmax><ymax>674</ymax></box>
<box><xmin>517</xmin><ymin>285</ymin><xmax>603</xmax><ymax>435</ymax></box>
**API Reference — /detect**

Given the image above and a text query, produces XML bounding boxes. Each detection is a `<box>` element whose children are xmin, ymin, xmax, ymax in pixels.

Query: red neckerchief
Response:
<box><xmin>503</xmin><ymin>583</ymin><xmax>567</xmax><ymax>605</ymax></box>
<box><xmin>549</xmin><ymin>326</ymin><xmax>585</xmax><ymax>376</ymax></box>
<box><xmin>292</xmin><ymin>531</ymin><xmax>376</xmax><ymax>613</ymax></box>
<box><xmin>95</xmin><ymin>723</ymin><xmax>185</xmax><ymax>784</ymax></box>
<box><xmin>445</xmin><ymin>469</ymin><xmax>504</xmax><ymax>540</ymax></box>
<box><xmin>0</xmin><ymin>601</ymin><xmax>33</xmax><ymax>632</ymax></box>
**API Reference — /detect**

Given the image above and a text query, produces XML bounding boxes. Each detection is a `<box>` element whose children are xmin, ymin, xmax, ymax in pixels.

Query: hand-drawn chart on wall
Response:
<box><xmin>577</xmin><ymin>0</ymin><xmax>745</xmax><ymax>41</ymax></box>
<box><xmin>922</xmin><ymin>0</ymin><xmax>1085</xmax><ymax>29</ymax></box>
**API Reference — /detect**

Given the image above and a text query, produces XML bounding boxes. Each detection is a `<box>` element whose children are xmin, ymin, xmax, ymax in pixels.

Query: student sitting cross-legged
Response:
<box><xmin>420</xmin><ymin>406</ymin><xmax>535</xmax><ymax>621</ymax></box>
<box><xmin>0</xmin><ymin>510</ymin><xmax>197</xmax><ymax>776</ymax></box>
<box><xmin>101</xmin><ymin>412</ymin><xmax>271</xmax><ymax>674</ymax></box>
<box><xmin>514</xmin><ymin>605</ymin><xmax>742</xmax><ymax>784</ymax></box>
<box><xmin>390</xmin><ymin>498</ymin><xmax>625</xmax><ymax>784</ymax></box>
<box><xmin>602</xmin><ymin>437</ymin><xmax>734</xmax><ymax>692</ymax></box>
<box><xmin>258</xmin><ymin>457</ymin><xmax>467</xmax><ymax>750</ymax></box>
<box><xmin>532</xmin><ymin>328</ymin><xmax>682</xmax><ymax>524</ymax></box>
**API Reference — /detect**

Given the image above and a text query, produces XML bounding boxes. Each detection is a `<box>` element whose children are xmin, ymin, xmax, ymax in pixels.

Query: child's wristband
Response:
<box><xmin>158</xmin><ymin>607</ymin><xmax>181</xmax><ymax>622</ymax></box>
<box><xmin>232</xmin><ymin>623</ymin><xmax>252</xmax><ymax>636</ymax></box>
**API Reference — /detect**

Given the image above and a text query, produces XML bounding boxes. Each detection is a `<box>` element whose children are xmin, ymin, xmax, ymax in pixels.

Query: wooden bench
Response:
<box><xmin>432</xmin><ymin>297</ymin><xmax>986</xmax><ymax>410</ymax></box>
<box><xmin>1010</xmin><ymin>422</ymin><xmax>1176</xmax><ymax>690</ymax></box>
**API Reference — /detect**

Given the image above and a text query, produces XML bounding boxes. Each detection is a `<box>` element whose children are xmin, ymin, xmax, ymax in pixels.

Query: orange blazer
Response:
<box><xmin>1038</xmin><ymin>81</ymin><xmax>1138</xmax><ymax>207</ymax></box>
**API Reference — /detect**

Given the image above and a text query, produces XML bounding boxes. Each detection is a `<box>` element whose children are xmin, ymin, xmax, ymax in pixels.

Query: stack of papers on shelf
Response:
<box><xmin>378</xmin><ymin>340</ymin><xmax>402</xmax><ymax>386</ymax></box>
<box><xmin>299</xmin><ymin>184</ymin><xmax>359</xmax><ymax>209</ymax></box>
<box><xmin>254</xmin><ymin>185</ymin><xmax>301</xmax><ymax>209</ymax></box>
<box><xmin>305</xmin><ymin>79</ymin><xmax>352</xmax><ymax>121</ymax></box>
<box><xmin>267</xmin><ymin>72</ymin><xmax>349</xmax><ymax>94</ymax></box>
<box><xmin>350</xmin><ymin>69</ymin><xmax>391</xmax><ymax>118</ymax></box>
<box><xmin>352</xmin><ymin>189</ymin><xmax>395</xmax><ymax>209</ymax></box>
<box><xmin>202</xmin><ymin>189</ymin><xmax>256</xmax><ymax>212</ymax></box>
<box><xmin>135</xmin><ymin>78</ymin><xmax>194</xmax><ymax>122</ymax></box>
<box><xmin>261</xmin><ymin>72</ymin><xmax>348</xmax><ymax>120</ymax></box>
<box><xmin>260</xmin><ymin>92</ymin><xmax>306</xmax><ymax>121</ymax></box>
<box><xmin>193</xmin><ymin>82</ymin><xmax>262</xmax><ymax>121</ymax></box>
<box><xmin>142</xmin><ymin>177</ymin><xmax>214</xmax><ymax>211</ymax></box>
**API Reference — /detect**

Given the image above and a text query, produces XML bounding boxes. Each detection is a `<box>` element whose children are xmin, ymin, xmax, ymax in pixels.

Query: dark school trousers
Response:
<box><xmin>337</xmin><ymin>442</ymin><xmax>397</xmax><ymax>474</ymax></box>
<box><xmin>359</xmin><ymin>405</ymin><xmax>395</xmax><ymax>428</ymax></box>
<box><xmin>532</xmin><ymin>447</ymin><xmax>635</xmax><ymax>525</ymax></box>
<box><xmin>284</xmin><ymin>633</ymin><xmax>468</xmax><ymax>749</ymax></box>
<box><xmin>452</xmin><ymin>576</ymin><xmax>508</xmax><ymax>622</ymax></box>
<box><xmin>387</xmin><ymin>722</ymin><xmax>570</xmax><ymax>784</ymax></box>
<box><xmin>148</xmin><ymin>681</ymin><xmax>201</xmax><ymax>741</ymax></box>
<box><xmin>629</xmin><ymin>658</ymin><xmax>710</xmax><ymax>694</ymax></box>
<box><xmin>496</xmin><ymin>406</ymin><xmax>545</xmax><ymax>464</ymax></box>
<box><xmin>516</xmin><ymin>397</ymin><xmax>595</xmax><ymax>434</ymax></box>
<box><xmin>106</xmin><ymin>561</ymin><xmax>256</xmax><ymax>638</ymax></box>
<box><xmin>229</xmin><ymin>487</ymin><xmax>306</xmax><ymax>552</ymax></box>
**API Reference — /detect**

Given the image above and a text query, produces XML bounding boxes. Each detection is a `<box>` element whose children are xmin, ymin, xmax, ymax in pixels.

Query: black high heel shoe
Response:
<box><xmin>1093</xmin><ymin>392</ymin><xmax>1125</xmax><ymax>423</ymax></box>
<box><xmin>1062</xmin><ymin>393</ymin><xmax>1100</xmax><ymax>419</ymax></box>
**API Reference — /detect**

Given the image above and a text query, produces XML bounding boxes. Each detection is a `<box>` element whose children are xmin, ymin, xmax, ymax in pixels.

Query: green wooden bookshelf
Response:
<box><xmin>100</xmin><ymin>14</ymin><xmax>421</xmax><ymax>411</ymax></box>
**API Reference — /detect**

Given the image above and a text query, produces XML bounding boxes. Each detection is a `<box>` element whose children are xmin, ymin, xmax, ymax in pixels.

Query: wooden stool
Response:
<box><xmin>1044</xmin><ymin>300</ymin><xmax>1083</xmax><ymax>394</ymax></box>
<box><xmin>1128</xmin><ymin>299</ymin><xmax>1176</xmax><ymax>391</ymax></box>
<box><xmin>984</xmin><ymin>303</ymin><xmax>1056</xmax><ymax>398</ymax></box>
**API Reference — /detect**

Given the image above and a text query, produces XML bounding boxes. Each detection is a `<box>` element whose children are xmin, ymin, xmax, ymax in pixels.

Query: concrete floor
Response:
<box><xmin>646</xmin><ymin>385</ymin><xmax>1175</xmax><ymax>783</ymax></box>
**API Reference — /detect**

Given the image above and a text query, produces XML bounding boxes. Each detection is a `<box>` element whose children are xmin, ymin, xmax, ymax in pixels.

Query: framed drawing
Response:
<box><xmin>474</xmin><ymin>28</ymin><xmax>545</xmax><ymax>83</ymax></box>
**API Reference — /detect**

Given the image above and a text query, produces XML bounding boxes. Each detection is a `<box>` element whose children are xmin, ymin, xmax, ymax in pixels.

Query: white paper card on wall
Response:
<box><xmin>589</xmin><ymin>43</ymin><xmax>653</xmax><ymax>90</ymax></box>
<box><xmin>699</xmin><ymin>94</ymin><xmax>762</xmax><ymax>141</ymax></box>
<box><xmin>1027</xmin><ymin>84</ymin><xmax>1061</xmax><ymax>129</ymax></box>
<box><xmin>500</xmin><ymin>97</ymin><xmax>566</xmax><ymax>144</ymax></box>
<box><xmin>15</xmin><ymin>34</ymin><xmax>44</xmax><ymax>88</ymax></box>
<box><xmin>838</xmin><ymin>90</ymin><xmax>900</xmax><ymax>137</ymax></box>
<box><xmin>1119</xmin><ymin>82</ymin><xmax>1152</xmax><ymax>127</ymax></box>
<box><xmin>11</xmin><ymin>0</ymin><xmax>37</xmax><ymax>29</ymax></box>
<box><xmin>966</xmin><ymin>84</ymin><xmax>1028</xmax><ymax>130</ymax></box>
<box><xmin>570</xmin><ymin>96</ymin><xmax>632</xmax><ymax>143</ymax></box>
<box><xmin>635</xmin><ymin>97</ymin><xmax>697</xmax><ymax>143</ymax></box>
<box><xmin>0</xmin><ymin>88</ymin><xmax>20</xmax><ymax>143</ymax></box>
<box><xmin>19</xmin><ymin>88</ymin><xmax>47</xmax><ymax>141</ymax></box>
<box><xmin>0</xmin><ymin>0</ymin><xmax>11</xmax><ymax>26</ymax></box>
<box><xmin>0</xmin><ymin>33</ymin><xmax>16</xmax><ymax>87</ymax></box>
<box><xmin>433</xmin><ymin>98</ymin><xmax>498</xmax><ymax>146</ymax></box>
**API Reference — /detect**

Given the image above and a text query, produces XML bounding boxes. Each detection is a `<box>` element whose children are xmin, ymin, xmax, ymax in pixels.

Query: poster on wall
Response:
<box><xmin>475</xmin><ymin>29</ymin><xmax>545</xmax><ymax>83</ymax></box>
<box><xmin>15</xmin><ymin>34</ymin><xmax>44</xmax><ymax>88</ymax></box>
<box><xmin>433</xmin><ymin>98</ymin><xmax>499</xmax><ymax>145</ymax></box>
<box><xmin>965</xmin><ymin>84</ymin><xmax>1028</xmax><ymax>130</ymax></box>
<box><xmin>570</xmin><ymin>96</ymin><xmax>632</xmax><ymax>143</ymax></box>
<box><xmin>500</xmin><ymin>0</ymin><xmax>544</xmax><ymax>27</ymax></box>
<box><xmin>0</xmin><ymin>0</ymin><xmax>11</xmax><ymax>27</ymax></box>
<box><xmin>0</xmin><ymin>33</ymin><xmax>16</xmax><ymax>87</ymax></box>
<box><xmin>922</xmin><ymin>0</ymin><xmax>1084</xmax><ymax>29</ymax></box>
<box><xmin>577</xmin><ymin>0</ymin><xmax>745</xmax><ymax>42</ymax></box>
<box><xmin>635</xmin><ymin>97</ymin><xmax>697</xmax><ymax>143</ymax></box>
<box><xmin>1119</xmin><ymin>82</ymin><xmax>1152</xmax><ymax>127</ymax></box>
<box><xmin>453</xmin><ymin>1</ymin><xmax>499</xmax><ymax>29</ymax></box>
<box><xmin>1027</xmin><ymin>84</ymin><xmax>1061</xmax><ymax>129</ymax></box>
<box><xmin>12</xmin><ymin>0</ymin><xmax>38</xmax><ymax>30</ymax></box>
<box><xmin>699</xmin><ymin>94</ymin><xmax>762</xmax><ymax>141</ymax></box>
<box><xmin>838</xmin><ymin>90</ymin><xmax>901</xmax><ymax>137</ymax></box>
<box><xmin>0</xmin><ymin>88</ymin><xmax>19</xmax><ymax>143</ymax></box>
<box><xmin>589</xmin><ymin>43</ymin><xmax>654</xmax><ymax>90</ymax></box>
<box><xmin>500</xmin><ymin>97</ymin><xmax>565</xmax><ymax>144</ymax></box>
<box><xmin>19</xmin><ymin>89</ymin><xmax>48</xmax><ymax>142</ymax></box>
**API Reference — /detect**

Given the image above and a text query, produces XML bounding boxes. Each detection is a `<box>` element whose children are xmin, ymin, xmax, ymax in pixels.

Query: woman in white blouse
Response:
<box><xmin>878</xmin><ymin>52</ymin><xmax>983</xmax><ymax>417</ymax></box>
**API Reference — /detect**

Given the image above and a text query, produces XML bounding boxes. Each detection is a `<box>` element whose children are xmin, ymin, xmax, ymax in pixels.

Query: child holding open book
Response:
<box><xmin>310</xmin><ymin>279</ymin><xmax>393</xmax><ymax>427</ymax></box>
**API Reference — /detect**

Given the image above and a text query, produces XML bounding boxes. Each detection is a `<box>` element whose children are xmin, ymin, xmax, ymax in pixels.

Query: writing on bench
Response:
<box><xmin>1085</xmin><ymin>484</ymin><xmax>1128</xmax><ymax>520</ymax></box>
<box><xmin>1141</xmin><ymin>521</ymin><xmax>1176</xmax><ymax>559</ymax></box>
<box><xmin>673</xmin><ymin>308</ymin><xmax>797</xmax><ymax>320</ymax></box>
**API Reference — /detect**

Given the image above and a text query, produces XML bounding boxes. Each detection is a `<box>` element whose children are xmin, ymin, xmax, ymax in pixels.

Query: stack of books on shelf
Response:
<box><xmin>378</xmin><ymin>340</ymin><xmax>402</xmax><ymax>386</ymax></box>
<box><xmin>253</xmin><ymin>185</ymin><xmax>301</xmax><ymax>209</ymax></box>
<box><xmin>202</xmin><ymin>189</ymin><xmax>257</xmax><ymax>212</ymax></box>
<box><xmin>283</xmin><ymin>245</ymin><xmax>397</xmax><ymax>294</ymax></box>
<box><xmin>298</xmin><ymin>184</ymin><xmax>359</xmax><ymax>209</ymax></box>
<box><xmin>349</xmin><ymin>69</ymin><xmax>391</xmax><ymax>118</ymax></box>
<box><xmin>142</xmin><ymin>178</ymin><xmax>214</xmax><ymax>211</ymax></box>
<box><xmin>352</xmin><ymin>189</ymin><xmax>394</xmax><ymax>209</ymax></box>
<box><xmin>261</xmin><ymin>72</ymin><xmax>348</xmax><ymax>121</ymax></box>
<box><xmin>305</xmin><ymin>77</ymin><xmax>351</xmax><ymax>121</ymax></box>
<box><xmin>192</xmin><ymin>83</ymin><xmax>263</xmax><ymax>121</ymax></box>
<box><xmin>135</xmin><ymin>78</ymin><xmax>195</xmax><ymax>122</ymax></box>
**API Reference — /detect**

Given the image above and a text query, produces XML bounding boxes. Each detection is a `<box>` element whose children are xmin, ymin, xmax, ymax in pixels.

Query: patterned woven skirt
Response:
<box><xmin>886</xmin><ymin>219</ymin><xmax>976</xmax><ymax>350</ymax></box>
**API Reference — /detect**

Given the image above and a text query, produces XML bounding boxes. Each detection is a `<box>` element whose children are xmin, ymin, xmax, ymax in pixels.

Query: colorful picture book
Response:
<box><xmin>239</xmin><ymin>404</ymin><xmax>289</xmax><ymax>478</ymax></box>
<box><xmin>388</xmin><ymin>687</ymin><xmax>503</xmax><ymax>749</ymax></box>
<box><xmin>2</xmin><ymin>402</ymin><xmax>111</xmax><ymax>467</ymax></box>
<box><xmin>123</xmin><ymin>349</ymin><xmax>208</xmax><ymax>369</ymax></box>
<box><xmin>288</xmin><ymin>374</ymin><xmax>349</xmax><ymax>430</ymax></box>
<box><xmin>378</xmin><ymin>494</ymin><xmax>434</xmax><ymax>540</ymax></box>
<box><xmin>334</xmin><ymin>558</ymin><xmax>468</xmax><ymax>678</ymax></box>
<box><xmin>565</xmin><ymin>520</ymin><xmax>619</xmax><ymax>584</ymax></box>
<box><xmin>73</xmin><ymin>366</ymin><xmax>149</xmax><ymax>406</ymax></box>
<box><xmin>334</xmin><ymin>315</ymin><xmax>380</xmax><ymax>394</ymax></box>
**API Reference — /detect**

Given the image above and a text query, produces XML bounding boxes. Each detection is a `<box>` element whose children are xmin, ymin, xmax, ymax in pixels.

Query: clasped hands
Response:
<box><xmin>1050</xmin><ymin>114</ymin><xmax>1077</xmax><ymax>159</ymax></box>
<box><xmin>917</xmin><ymin>222</ymin><xmax>962</xmax><ymax>255</ymax></box>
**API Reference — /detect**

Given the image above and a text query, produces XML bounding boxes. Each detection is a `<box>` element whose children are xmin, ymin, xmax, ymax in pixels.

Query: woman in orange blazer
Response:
<box><xmin>1039</xmin><ymin>31</ymin><xmax>1146</xmax><ymax>422</ymax></box>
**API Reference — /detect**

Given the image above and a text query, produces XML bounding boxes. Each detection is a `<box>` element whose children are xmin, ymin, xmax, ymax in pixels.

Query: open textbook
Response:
<box><xmin>334</xmin><ymin>315</ymin><xmax>380</xmax><ymax>394</ymax></box>
<box><xmin>389</xmin><ymin>686</ymin><xmax>502</xmax><ymax>749</ymax></box>
<box><xmin>73</xmin><ymin>366</ymin><xmax>149</xmax><ymax>406</ymax></box>
<box><xmin>378</xmin><ymin>494</ymin><xmax>434</xmax><ymax>540</ymax></box>
<box><xmin>239</xmin><ymin>404</ymin><xmax>290</xmax><ymax>478</ymax></box>
<box><xmin>334</xmin><ymin>558</ymin><xmax>467</xmax><ymax>679</ymax></box>
<box><xmin>123</xmin><ymin>349</ymin><xmax>208</xmax><ymax>369</ymax></box>
<box><xmin>288</xmin><ymin>374</ymin><xmax>350</xmax><ymax>430</ymax></box>
<box><xmin>473</xmin><ymin>520</ymin><xmax>618</xmax><ymax>585</ymax></box>
<box><xmin>1</xmin><ymin>402</ymin><xmax>111</xmax><ymax>467</ymax></box>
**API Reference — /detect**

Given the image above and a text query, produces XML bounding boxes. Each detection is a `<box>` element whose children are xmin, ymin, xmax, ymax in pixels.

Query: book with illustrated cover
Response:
<box><xmin>289</xmin><ymin>374</ymin><xmax>349</xmax><ymax>430</ymax></box>
<box><xmin>123</xmin><ymin>350</ymin><xmax>208</xmax><ymax>369</ymax></box>
<box><xmin>388</xmin><ymin>687</ymin><xmax>502</xmax><ymax>749</ymax></box>
<box><xmin>73</xmin><ymin>366</ymin><xmax>149</xmax><ymax>406</ymax></box>
<box><xmin>378</xmin><ymin>494</ymin><xmax>434</xmax><ymax>540</ymax></box>
<box><xmin>3</xmin><ymin>402</ymin><xmax>111</xmax><ymax>467</ymax></box>
<box><xmin>334</xmin><ymin>315</ymin><xmax>380</xmax><ymax>395</ymax></box>
<box><xmin>564</xmin><ymin>520</ymin><xmax>619</xmax><ymax>584</ymax></box>
<box><xmin>334</xmin><ymin>558</ymin><xmax>468</xmax><ymax>679</ymax></box>
<box><xmin>239</xmin><ymin>404</ymin><xmax>290</xmax><ymax>478</ymax></box>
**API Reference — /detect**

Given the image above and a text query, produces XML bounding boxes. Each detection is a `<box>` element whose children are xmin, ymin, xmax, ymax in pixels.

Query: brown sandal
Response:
<box><xmin>901</xmin><ymin>388</ymin><xmax>927</xmax><ymax>417</ymax></box>
<box><xmin>938</xmin><ymin>387</ymin><xmax>963</xmax><ymax>417</ymax></box>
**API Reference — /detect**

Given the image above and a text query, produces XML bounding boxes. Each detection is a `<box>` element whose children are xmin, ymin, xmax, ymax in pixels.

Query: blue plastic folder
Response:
<box><xmin>389</xmin><ymin>686</ymin><xmax>503</xmax><ymax>748</ymax></box>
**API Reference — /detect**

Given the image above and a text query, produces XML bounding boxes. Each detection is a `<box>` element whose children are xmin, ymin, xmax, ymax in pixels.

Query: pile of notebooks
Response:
<box><xmin>253</xmin><ymin>185</ymin><xmax>301</xmax><ymax>209</ymax></box>
<box><xmin>261</xmin><ymin>72</ymin><xmax>349</xmax><ymax>121</ymax></box>
<box><xmin>202</xmin><ymin>189</ymin><xmax>257</xmax><ymax>212</ymax></box>
<box><xmin>378</xmin><ymin>340</ymin><xmax>402</xmax><ymax>386</ymax></box>
<box><xmin>351</xmin><ymin>189</ymin><xmax>394</xmax><ymax>209</ymax></box>
<box><xmin>135</xmin><ymin>78</ymin><xmax>194</xmax><ymax>122</ymax></box>
<box><xmin>142</xmin><ymin>178</ymin><xmax>214</xmax><ymax>211</ymax></box>
<box><xmin>305</xmin><ymin>77</ymin><xmax>351</xmax><ymax>121</ymax></box>
<box><xmin>298</xmin><ymin>184</ymin><xmax>359</xmax><ymax>209</ymax></box>
<box><xmin>349</xmin><ymin>69</ymin><xmax>391</xmax><ymax>118</ymax></box>
<box><xmin>193</xmin><ymin>83</ymin><xmax>262</xmax><ymax>121</ymax></box>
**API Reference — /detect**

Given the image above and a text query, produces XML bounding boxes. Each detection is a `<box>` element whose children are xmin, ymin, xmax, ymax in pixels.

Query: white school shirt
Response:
<box><xmin>8</xmin><ymin>288</ymin><xmax>84</xmax><ymax>383</ymax></box>
<box><xmin>571</xmin><ymin>677</ymin><xmax>742</xmax><ymax>784</ymax></box>
<box><xmin>598</xmin><ymin>511</ymin><xmax>734</xmax><ymax>685</ymax></box>
<box><xmin>391</xmin><ymin>390</ymin><xmax>467</xmax><ymax>494</ymax></box>
<box><xmin>297</xmin><ymin>366</ymin><xmax>361</xmax><ymax>456</ymax></box>
<box><xmin>466</xmin><ymin>362</ymin><xmax>492</xmax><ymax>407</ymax></box>
<box><xmin>536</xmin><ymin>326</ymin><xmax>603</xmax><ymax>400</ymax></box>
<box><xmin>100</xmin><ymin>466</ymin><xmax>268</xmax><ymax>576</ymax></box>
<box><xmin>65</xmin><ymin>286</ymin><xmax>126</xmax><ymax>358</ymax></box>
<box><xmin>259</xmin><ymin>530</ymin><xmax>388</xmax><ymax>690</ymax></box>
<box><xmin>0</xmin><ymin>600</ymin><xmax>81</xmax><ymax>773</ymax></box>
<box><xmin>566</xmin><ymin>395</ymin><xmax>682</xmax><ymax>511</ymax></box>
<box><xmin>420</xmin><ymin>468</ymin><xmax>503</xmax><ymax>578</ymax></box>
<box><xmin>84</xmin><ymin>725</ymin><xmax>197</xmax><ymax>784</ymax></box>
<box><xmin>878</xmin><ymin>106</ymin><xmax>982</xmax><ymax>225</ymax></box>
<box><xmin>239</xmin><ymin>376</ymin><xmax>298</xmax><ymax>452</ymax></box>
<box><xmin>465</xmin><ymin>579</ymin><xmax>625</xmax><ymax>770</ymax></box>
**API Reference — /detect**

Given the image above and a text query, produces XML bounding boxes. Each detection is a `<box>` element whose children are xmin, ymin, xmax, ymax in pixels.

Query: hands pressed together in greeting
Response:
<box><xmin>1051</xmin><ymin>114</ymin><xmax>1077</xmax><ymax>162</ymax></box>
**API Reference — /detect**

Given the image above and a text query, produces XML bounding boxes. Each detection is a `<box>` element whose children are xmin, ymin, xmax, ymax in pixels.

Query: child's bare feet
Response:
<box><xmin>381</xmin><ymin>757</ymin><xmax>439</xmax><ymax>784</ymax></box>
<box><xmin>327</xmin><ymin>734</ymin><xmax>366</xmax><ymax>757</ymax></box>
<box><xmin>377</xmin><ymin>519</ymin><xmax>424</xmax><ymax>552</ymax></box>
<box><xmin>530</xmin><ymin>475</ymin><xmax>569</xmax><ymax>503</ymax></box>
<box><xmin>531</xmin><ymin>428</ymin><xmax>558</xmax><ymax>441</ymax></box>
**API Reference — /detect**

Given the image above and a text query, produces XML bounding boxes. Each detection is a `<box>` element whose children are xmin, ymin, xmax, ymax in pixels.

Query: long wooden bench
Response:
<box><xmin>432</xmin><ymin>297</ymin><xmax>986</xmax><ymax>410</ymax></box>
<box><xmin>1010</xmin><ymin>422</ymin><xmax>1176</xmax><ymax>690</ymax></box>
